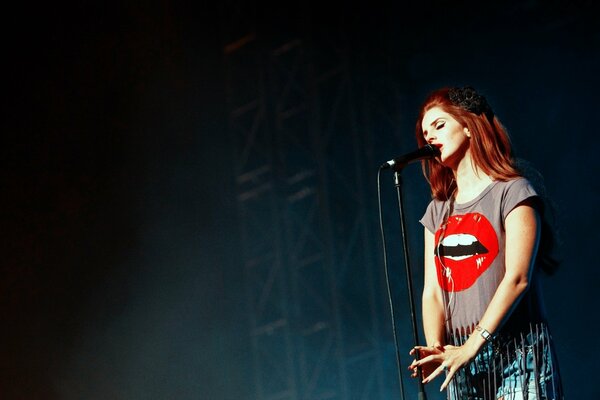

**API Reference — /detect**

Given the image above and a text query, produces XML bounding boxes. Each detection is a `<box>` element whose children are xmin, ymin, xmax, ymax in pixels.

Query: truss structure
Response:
<box><xmin>222</xmin><ymin>5</ymin><xmax>390</xmax><ymax>400</ymax></box>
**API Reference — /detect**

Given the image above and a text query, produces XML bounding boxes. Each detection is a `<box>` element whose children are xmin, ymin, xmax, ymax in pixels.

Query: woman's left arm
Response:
<box><xmin>415</xmin><ymin>201</ymin><xmax>540</xmax><ymax>390</ymax></box>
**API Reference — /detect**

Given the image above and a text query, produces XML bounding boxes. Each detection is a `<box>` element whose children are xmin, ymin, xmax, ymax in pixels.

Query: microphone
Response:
<box><xmin>380</xmin><ymin>144</ymin><xmax>440</xmax><ymax>171</ymax></box>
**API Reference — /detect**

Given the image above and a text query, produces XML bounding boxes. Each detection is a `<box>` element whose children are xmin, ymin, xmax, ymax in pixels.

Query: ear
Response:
<box><xmin>464</xmin><ymin>127</ymin><xmax>471</xmax><ymax>138</ymax></box>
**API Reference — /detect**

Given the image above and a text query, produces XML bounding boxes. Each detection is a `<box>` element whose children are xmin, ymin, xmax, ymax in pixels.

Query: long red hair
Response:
<box><xmin>415</xmin><ymin>87</ymin><xmax>521</xmax><ymax>200</ymax></box>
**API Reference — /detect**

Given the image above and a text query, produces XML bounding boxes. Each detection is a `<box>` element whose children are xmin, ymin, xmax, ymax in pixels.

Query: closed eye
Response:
<box><xmin>436</xmin><ymin>122</ymin><xmax>445</xmax><ymax>129</ymax></box>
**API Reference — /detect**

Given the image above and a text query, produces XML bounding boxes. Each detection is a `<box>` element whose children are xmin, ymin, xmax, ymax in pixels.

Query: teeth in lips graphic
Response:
<box><xmin>433</xmin><ymin>212</ymin><xmax>499</xmax><ymax>292</ymax></box>
<box><xmin>438</xmin><ymin>234</ymin><xmax>489</xmax><ymax>261</ymax></box>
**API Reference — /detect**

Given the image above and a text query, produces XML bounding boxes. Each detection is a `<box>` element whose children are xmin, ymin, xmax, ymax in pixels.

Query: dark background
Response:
<box><xmin>3</xmin><ymin>1</ymin><xmax>599</xmax><ymax>399</ymax></box>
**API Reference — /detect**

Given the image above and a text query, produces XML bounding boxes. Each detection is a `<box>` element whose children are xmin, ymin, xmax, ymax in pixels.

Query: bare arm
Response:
<box><xmin>413</xmin><ymin>202</ymin><xmax>540</xmax><ymax>390</ymax></box>
<box><xmin>474</xmin><ymin>200</ymin><xmax>539</xmax><ymax>342</ymax></box>
<box><xmin>409</xmin><ymin>229</ymin><xmax>446</xmax><ymax>378</ymax></box>
<box><xmin>422</xmin><ymin>228</ymin><xmax>445</xmax><ymax>347</ymax></box>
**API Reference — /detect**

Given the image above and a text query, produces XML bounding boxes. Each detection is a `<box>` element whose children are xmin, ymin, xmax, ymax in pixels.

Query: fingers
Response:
<box><xmin>409</xmin><ymin>353</ymin><xmax>439</xmax><ymax>369</ymax></box>
<box><xmin>410</xmin><ymin>343</ymin><xmax>465</xmax><ymax>389</ymax></box>
<box><xmin>422</xmin><ymin>363</ymin><xmax>445</xmax><ymax>384</ymax></box>
<box><xmin>412</xmin><ymin>345</ymin><xmax>438</xmax><ymax>352</ymax></box>
<box><xmin>408</xmin><ymin>345</ymin><xmax>448</xmax><ymax>382</ymax></box>
<box><xmin>410</xmin><ymin>345</ymin><xmax>441</xmax><ymax>359</ymax></box>
<box><xmin>440</xmin><ymin>367</ymin><xmax>456</xmax><ymax>391</ymax></box>
<box><xmin>420</xmin><ymin>362</ymin><xmax>456</xmax><ymax>391</ymax></box>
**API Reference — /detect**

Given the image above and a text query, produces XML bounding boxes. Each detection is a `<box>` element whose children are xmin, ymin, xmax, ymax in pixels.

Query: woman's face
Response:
<box><xmin>421</xmin><ymin>106</ymin><xmax>471</xmax><ymax>168</ymax></box>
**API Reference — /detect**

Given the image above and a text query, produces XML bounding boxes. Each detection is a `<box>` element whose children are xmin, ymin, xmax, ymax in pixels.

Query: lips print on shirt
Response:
<box><xmin>434</xmin><ymin>212</ymin><xmax>499</xmax><ymax>292</ymax></box>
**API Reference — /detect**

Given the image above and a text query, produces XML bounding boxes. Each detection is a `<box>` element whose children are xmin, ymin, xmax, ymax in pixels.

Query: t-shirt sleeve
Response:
<box><xmin>501</xmin><ymin>178</ymin><xmax>538</xmax><ymax>221</ymax></box>
<box><xmin>419</xmin><ymin>200</ymin><xmax>438</xmax><ymax>234</ymax></box>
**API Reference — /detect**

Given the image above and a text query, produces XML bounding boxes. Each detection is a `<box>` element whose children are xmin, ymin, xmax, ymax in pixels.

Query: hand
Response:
<box><xmin>410</xmin><ymin>343</ymin><xmax>477</xmax><ymax>391</ymax></box>
<box><xmin>408</xmin><ymin>342</ymin><xmax>443</xmax><ymax>380</ymax></box>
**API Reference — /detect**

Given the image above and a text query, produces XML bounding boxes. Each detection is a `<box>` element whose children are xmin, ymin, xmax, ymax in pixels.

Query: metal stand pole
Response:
<box><xmin>394</xmin><ymin>171</ymin><xmax>427</xmax><ymax>400</ymax></box>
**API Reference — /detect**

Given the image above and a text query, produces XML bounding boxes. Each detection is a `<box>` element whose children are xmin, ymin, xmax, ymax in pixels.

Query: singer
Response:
<box><xmin>407</xmin><ymin>87</ymin><xmax>563</xmax><ymax>399</ymax></box>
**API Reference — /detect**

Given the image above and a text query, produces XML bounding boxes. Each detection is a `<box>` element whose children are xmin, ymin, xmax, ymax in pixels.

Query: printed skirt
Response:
<box><xmin>446</xmin><ymin>323</ymin><xmax>563</xmax><ymax>400</ymax></box>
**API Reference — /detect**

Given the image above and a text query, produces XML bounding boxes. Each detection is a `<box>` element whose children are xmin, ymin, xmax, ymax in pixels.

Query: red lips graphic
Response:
<box><xmin>434</xmin><ymin>212</ymin><xmax>499</xmax><ymax>292</ymax></box>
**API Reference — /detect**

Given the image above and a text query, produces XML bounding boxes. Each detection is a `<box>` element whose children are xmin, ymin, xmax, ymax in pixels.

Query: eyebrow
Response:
<box><xmin>429</xmin><ymin>117</ymin><xmax>443</xmax><ymax>127</ymax></box>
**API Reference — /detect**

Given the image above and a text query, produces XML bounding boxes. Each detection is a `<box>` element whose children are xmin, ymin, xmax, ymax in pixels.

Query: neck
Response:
<box><xmin>452</xmin><ymin>152</ymin><xmax>492</xmax><ymax>203</ymax></box>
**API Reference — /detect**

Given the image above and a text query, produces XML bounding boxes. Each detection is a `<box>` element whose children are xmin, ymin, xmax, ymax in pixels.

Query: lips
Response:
<box><xmin>431</xmin><ymin>143</ymin><xmax>443</xmax><ymax>152</ymax></box>
<box><xmin>431</xmin><ymin>144</ymin><xmax>443</xmax><ymax>159</ymax></box>
<box><xmin>434</xmin><ymin>213</ymin><xmax>499</xmax><ymax>292</ymax></box>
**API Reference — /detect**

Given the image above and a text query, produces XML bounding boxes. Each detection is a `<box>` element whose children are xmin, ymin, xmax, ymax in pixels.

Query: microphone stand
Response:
<box><xmin>393</xmin><ymin>169</ymin><xmax>427</xmax><ymax>400</ymax></box>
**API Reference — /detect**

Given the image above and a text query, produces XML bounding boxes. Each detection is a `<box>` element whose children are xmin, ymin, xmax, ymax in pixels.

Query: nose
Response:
<box><xmin>424</xmin><ymin>130</ymin><xmax>436</xmax><ymax>143</ymax></box>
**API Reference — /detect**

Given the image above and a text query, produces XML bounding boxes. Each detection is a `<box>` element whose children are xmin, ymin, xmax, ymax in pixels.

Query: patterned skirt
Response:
<box><xmin>446</xmin><ymin>323</ymin><xmax>563</xmax><ymax>400</ymax></box>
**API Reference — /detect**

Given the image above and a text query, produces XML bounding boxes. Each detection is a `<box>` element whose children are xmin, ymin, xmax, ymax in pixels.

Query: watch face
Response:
<box><xmin>435</xmin><ymin>212</ymin><xmax>499</xmax><ymax>292</ymax></box>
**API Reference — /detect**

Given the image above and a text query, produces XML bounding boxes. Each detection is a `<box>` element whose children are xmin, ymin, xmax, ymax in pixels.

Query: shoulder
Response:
<box><xmin>494</xmin><ymin>177</ymin><xmax>539</xmax><ymax>220</ymax></box>
<box><xmin>420</xmin><ymin>197</ymin><xmax>447</xmax><ymax>233</ymax></box>
<box><xmin>424</xmin><ymin>197</ymin><xmax>447</xmax><ymax>216</ymax></box>
<box><xmin>494</xmin><ymin>177</ymin><xmax>537</xmax><ymax>195</ymax></box>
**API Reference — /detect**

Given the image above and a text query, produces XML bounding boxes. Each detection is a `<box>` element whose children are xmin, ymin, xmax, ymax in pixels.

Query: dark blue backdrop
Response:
<box><xmin>3</xmin><ymin>1</ymin><xmax>598</xmax><ymax>399</ymax></box>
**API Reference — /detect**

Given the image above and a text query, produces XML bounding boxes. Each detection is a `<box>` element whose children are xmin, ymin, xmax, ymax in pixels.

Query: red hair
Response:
<box><xmin>415</xmin><ymin>87</ymin><xmax>520</xmax><ymax>200</ymax></box>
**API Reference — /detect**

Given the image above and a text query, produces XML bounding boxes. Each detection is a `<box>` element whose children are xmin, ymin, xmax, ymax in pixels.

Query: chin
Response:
<box><xmin>439</xmin><ymin>155</ymin><xmax>458</xmax><ymax>169</ymax></box>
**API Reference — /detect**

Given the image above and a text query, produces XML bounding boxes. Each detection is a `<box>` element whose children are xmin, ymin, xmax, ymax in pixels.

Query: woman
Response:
<box><xmin>408</xmin><ymin>87</ymin><xmax>563</xmax><ymax>399</ymax></box>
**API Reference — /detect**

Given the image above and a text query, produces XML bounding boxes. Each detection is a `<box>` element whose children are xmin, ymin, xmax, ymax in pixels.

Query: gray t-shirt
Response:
<box><xmin>420</xmin><ymin>178</ymin><xmax>540</xmax><ymax>336</ymax></box>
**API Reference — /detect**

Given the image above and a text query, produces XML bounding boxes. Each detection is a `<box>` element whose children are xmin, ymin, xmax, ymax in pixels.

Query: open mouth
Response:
<box><xmin>437</xmin><ymin>234</ymin><xmax>489</xmax><ymax>261</ymax></box>
<box><xmin>434</xmin><ymin>213</ymin><xmax>499</xmax><ymax>292</ymax></box>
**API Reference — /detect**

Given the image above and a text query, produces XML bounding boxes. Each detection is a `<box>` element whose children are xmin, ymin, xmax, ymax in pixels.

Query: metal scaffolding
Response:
<box><xmin>223</xmin><ymin>4</ymin><xmax>389</xmax><ymax>400</ymax></box>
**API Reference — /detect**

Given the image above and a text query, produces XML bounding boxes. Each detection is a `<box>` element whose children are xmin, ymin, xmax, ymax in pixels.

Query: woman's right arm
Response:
<box><xmin>409</xmin><ymin>228</ymin><xmax>446</xmax><ymax>378</ymax></box>
<box><xmin>422</xmin><ymin>228</ymin><xmax>445</xmax><ymax>347</ymax></box>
